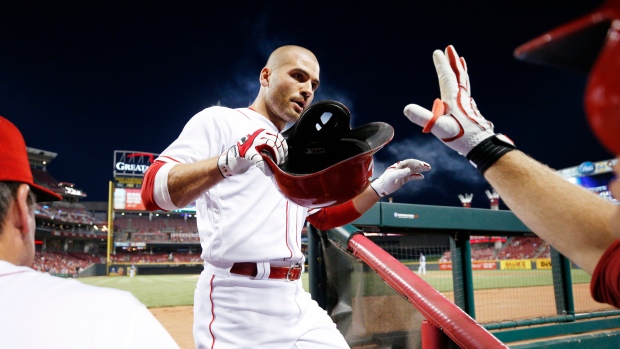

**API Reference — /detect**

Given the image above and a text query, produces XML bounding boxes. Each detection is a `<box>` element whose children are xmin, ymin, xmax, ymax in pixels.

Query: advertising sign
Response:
<box><xmin>536</xmin><ymin>258</ymin><xmax>552</xmax><ymax>269</ymax></box>
<box><xmin>439</xmin><ymin>262</ymin><xmax>497</xmax><ymax>270</ymax></box>
<box><xmin>471</xmin><ymin>262</ymin><xmax>497</xmax><ymax>270</ymax></box>
<box><xmin>108</xmin><ymin>265</ymin><xmax>127</xmax><ymax>276</ymax></box>
<box><xmin>113</xmin><ymin>188</ymin><xmax>146</xmax><ymax>210</ymax></box>
<box><xmin>113</xmin><ymin>150</ymin><xmax>158</xmax><ymax>178</ymax></box>
<box><xmin>500</xmin><ymin>260</ymin><xmax>532</xmax><ymax>270</ymax></box>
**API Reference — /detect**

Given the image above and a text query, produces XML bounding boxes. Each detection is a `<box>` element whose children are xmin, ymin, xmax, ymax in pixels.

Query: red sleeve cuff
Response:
<box><xmin>590</xmin><ymin>239</ymin><xmax>620</xmax><ymax>308</ymax></box>
<box><xmin>306</xmin><ymin>200</ymin><xmax>362</xmax><ymax>230</ymax></box>
<box><xmin>140</xmin><ymin>160</ymin><xmax>167</xmax><ymax>212</ymax></box>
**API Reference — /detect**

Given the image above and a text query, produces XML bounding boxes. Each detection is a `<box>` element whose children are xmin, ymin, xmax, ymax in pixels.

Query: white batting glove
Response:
<box><xmin>403</xmin><ymin>45</ymin><xmax>515</xmax><ymax>173</ymax></box>
<box><xmin>218</xmin><ymin>129</ymin><xmax>288</xmax><ymax>177</ymax></box>
<box><xmin>370</xmin><ymin>159</ymin><xmax>431</xmax><ymax>197</ymax></box>
<box><xmin>404</xmin><ymin>45</ymin><xmax>509</xmax><ymax>155</ymax></box>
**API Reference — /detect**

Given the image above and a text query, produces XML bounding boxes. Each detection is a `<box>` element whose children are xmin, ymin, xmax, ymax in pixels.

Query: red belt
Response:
<box><xmin>230</xmin><ymin>262</ymin><xmax>302</xmax><ymax>281</ymax></box>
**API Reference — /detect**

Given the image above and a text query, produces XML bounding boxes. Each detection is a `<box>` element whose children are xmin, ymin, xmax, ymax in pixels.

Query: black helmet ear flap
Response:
<box><xmin>282</xmin><ymin>100</ymin><xmax>363</xmax><ymax>175</ymax></box>
<box><xmin>282</xmin><ymin>100</ymin><xmax>351</xmax><ymax>146</ymax></box>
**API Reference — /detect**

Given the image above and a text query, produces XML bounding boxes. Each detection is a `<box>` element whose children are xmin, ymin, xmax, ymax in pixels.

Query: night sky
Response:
<box><xmin>1</xmin><ymin>1</ymin><xmax>611</xmax><ymax>209</ymax></box>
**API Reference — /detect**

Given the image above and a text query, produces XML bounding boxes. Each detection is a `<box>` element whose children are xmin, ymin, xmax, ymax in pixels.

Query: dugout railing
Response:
<box><xmin>307</xmin><ymin>202</ymin><xmax>620</xmax><ymax>349</ymax></box>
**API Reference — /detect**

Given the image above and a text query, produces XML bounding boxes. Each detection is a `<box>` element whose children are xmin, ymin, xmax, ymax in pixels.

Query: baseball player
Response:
<box><xmin>418</xmin><ymin>253</ymin><xmax>426</xmax><ymax>275</ymax></box>
<box><xmin>403</xmin><ymin>37</ymin><xmax>620</xmax><ymax>305</ymax></box>
<box><xmin>0</xmin><ymin>116</ymin><xmax>179</xmax><ymax>348</ymax></box>
<box><xmin>141</xmin><ymin>45</ymin><xmax>431</xmax><ymax>348</ymax></box>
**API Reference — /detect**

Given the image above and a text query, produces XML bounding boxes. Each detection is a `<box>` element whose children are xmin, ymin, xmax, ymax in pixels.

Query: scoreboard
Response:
<box><xmin>556</xmin><ymin>158</ymin><xmax>618</xmax><ymax>203</ymax></box>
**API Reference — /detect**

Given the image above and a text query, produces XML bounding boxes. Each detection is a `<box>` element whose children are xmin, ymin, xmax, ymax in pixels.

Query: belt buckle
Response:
<box><xmin>286</xmin><ymin>264</ymin><xmax>302</xmax><ymax>281</ymax></box>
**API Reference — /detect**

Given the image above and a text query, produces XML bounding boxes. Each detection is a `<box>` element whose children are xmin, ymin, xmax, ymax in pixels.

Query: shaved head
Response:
<box><xmin>266</xmin><ymin>45</ymin><xmax>319</xmax><ymax>75</ymax></box>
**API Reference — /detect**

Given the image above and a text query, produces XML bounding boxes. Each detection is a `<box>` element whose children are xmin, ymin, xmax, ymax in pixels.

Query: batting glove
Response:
<box><xmin>370</xmin><ymin>159</ymin><xmax>431</xmax><ymax>197</ymax></box>
<box><xmin>218</xmin><ymin>129</ymin><xmax>288</xmax><ymax>177</ymax></box>
<box><xmin>403</xmin><ymin>45</ymin><xmax>515</xmax><ymax>174</ymax></box>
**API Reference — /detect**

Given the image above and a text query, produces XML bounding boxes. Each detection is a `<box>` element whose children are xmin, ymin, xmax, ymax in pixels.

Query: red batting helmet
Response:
<box><xmin>262</xmin><ymin>100</ymin><xmax>394</xmax><ymax>209</ymax></box>
<box><xmin>514</xmin><ymin>0</ymin><xmax>620</xmax><ymax>154</ymax></box>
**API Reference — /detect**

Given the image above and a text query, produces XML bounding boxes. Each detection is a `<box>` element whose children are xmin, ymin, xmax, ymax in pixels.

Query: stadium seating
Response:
<box><xmin>33</xmin><ymin>251</ymin><xmax>94</xmax><ymax>276</ymax></box>
<box><xmin>439</xmin><ymin>237</ymin><xmax>549</xmax><ymax>262</ymax></box>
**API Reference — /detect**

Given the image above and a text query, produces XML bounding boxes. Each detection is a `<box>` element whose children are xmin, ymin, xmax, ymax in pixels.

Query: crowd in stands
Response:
<box><xmin>439</xmin><ymin>237</ymin><xmax>551</xmax><ymax>262</ymax></box>
<box><xmin>114</xmin><ymin>215</ymin><xmax>200</xmax><ymax>243</ymax></box>
<box><xmin>32</xmin><ymin>168</ymin><xmax>100</xmax><ymax>226</ymax></box>
<box><xmin>32</xmin><ymin>250</ymin><xmax>203</xmax><ymax>276</ymax></box>
<box><xmin>32</xmin><ymin>251</ymin><xmax>102</xmax><ymax>276</ymax></box>
<box><xmin>109</xmin><ymin>252</ymin><xmax>202</xmax><ymax>264</ymax></box>
<box><xmin>35</xmin><ymin>200</ymin><xmax>107</xmax><ymax>239</ymax></box>
<box><xmin>35</xmin><ymin>201</ymin><xmax>102</xmax><ymax>225</ymax></box>
<box><xmin>495</xmin><ymin>236</ymin><xmax>550</xmax><ymax>260</ymax></box>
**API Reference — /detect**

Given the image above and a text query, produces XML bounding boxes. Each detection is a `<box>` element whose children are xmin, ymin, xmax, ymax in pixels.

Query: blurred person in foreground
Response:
<box><xmin>404</xmin><ymin>0</ymin><xmax>620</xmax><ymax>308</ymax></box>
<box><xmin>0</xmin><ymin>116</ymin><xmax>179</xmax><ymax>348</ymax></box>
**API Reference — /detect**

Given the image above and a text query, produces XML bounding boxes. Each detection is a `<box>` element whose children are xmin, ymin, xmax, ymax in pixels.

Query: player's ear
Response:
<box><xmin>13</xmin><ymin>184</ymin><xmax>34</xmax><ymax>235</ymax></box>
<box><xmin>259</xmin><ymin>67</ymin><xmax>271</xmax><ymax>87</ymax></box>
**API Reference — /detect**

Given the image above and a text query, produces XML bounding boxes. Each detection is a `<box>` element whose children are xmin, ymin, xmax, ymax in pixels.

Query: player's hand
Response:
<box><xmin>403</xmin><ymin>45</ymin><xmax>509</xmax><ymax>156</ymax></box>
<box><xmin>370</xmin><ymin>159</ymin><xmax>431</xmax><ymax>197</ymax></box>
<box><xmin>218</xmin><ymin>129</ymin><xmax>288</xmax><ymax>177</ymax></box>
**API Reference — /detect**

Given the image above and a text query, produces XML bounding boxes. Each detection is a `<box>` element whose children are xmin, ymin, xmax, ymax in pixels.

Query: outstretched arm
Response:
<box><xmin>485</xmin><ymin>151</ymin><xmax>616</xmax><ymax>273</ymax></box>
<box><xmin>142</xmin><ymin>129</ymin><xmax>287</xmax><ymax>210</ymax></box>
<box><xmin>166</xmin><ymin>158</ymin><xmax>223</xmax><ymax>209</ymax></box>
<box><xmin>403</xmin><ymin>45</ymin><xmax>618</xmax><ymax>274</ymax></box>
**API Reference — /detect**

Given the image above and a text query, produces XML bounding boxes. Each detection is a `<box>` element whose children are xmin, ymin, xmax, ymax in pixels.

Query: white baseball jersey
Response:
<box><xmin>0</xmin><ymin>260</ymin><xmax>179</xmax><ymax>349</ymax></box>
<box><xmin>153</xmin><ymin>106</ymin><xmax>310</xmax><ymax>264</ymax></box>
<box><xmin>150</xmin><ymin>106</ymin><xmax>349</xmax><ymax>348</ymax></box>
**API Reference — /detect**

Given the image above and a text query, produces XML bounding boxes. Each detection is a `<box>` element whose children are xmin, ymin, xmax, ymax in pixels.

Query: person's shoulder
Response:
<box><xmin>195</xmin><ymin>105</ymin><xmax>241</xmax><ymax>116</ymax></box>
<box><xmin>188</xmin><ymin>105</ymin><xmax>250</xmax><ymax>124</ymax></box>
<box><xmin>2</xmin><ymin>266</ymin><xmax>140</xmax><ymax>304</ymax></box>
<box><xmin>29</xmin><ymin>271</ymin><xmax>138</xmax><ymax>301</ymax></box>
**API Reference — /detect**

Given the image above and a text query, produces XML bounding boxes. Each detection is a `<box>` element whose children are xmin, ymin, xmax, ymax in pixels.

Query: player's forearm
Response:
<box><xmin>168</xmin><ymin>157</ymin><xmax>223</xmax><ymax>208</ymax></box>
<box><xmin>484</xmin><ymin>150</ymin><xmax>616</xmax><ymax>273</ymax></box>
<box><xmin>352</xmin><ymin>185</ymin><xmax>381</xmax><ymax>214</ymax></box>
<box><xmin>306</xmin><ymin>185</ymin><xmax>379</xmax><ymax>231</ymax></box>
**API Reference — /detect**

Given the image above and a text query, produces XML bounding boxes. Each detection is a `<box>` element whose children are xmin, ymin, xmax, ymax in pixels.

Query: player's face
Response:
<box><xmin>610</xmin><ymin>159</ymin><xmax>620</xmax><ymax>239</ymax></box>
<box><xmin>266</xmin><ymin>54</ymin><xmax>320</xmax><ymax>127</ymax></box>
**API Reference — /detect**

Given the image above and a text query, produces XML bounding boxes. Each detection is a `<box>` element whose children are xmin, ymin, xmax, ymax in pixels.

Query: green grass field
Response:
<box><xmin>358</xmin><ymin>268</ymin><xmax>592</xmax><ymax>295</ymax></box>
<box><xmin>77</xmin><ymin>269</ymin><xmax>591</xmax><ymax>307</ymax></box>
<box><xmin>78</xmin><ymin>273</ymin><xmax>311</xmax><ymax>308</ymax></box>
<box><xmin>79</xmin><ymin>274</ymin><xmax>199</xmax><ymax>308</ymax></box>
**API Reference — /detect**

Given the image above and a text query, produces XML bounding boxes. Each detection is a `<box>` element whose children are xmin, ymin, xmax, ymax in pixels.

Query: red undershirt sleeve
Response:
<box><xmin>140</xmin><ymin>160</ymin><xmax>167</xmax><ymax>212</ymax></box>
<box><xmin>306</xmin><ymin>200</ymin><xmax>362</xmax><ymax>230</ymax></box>
<box><xmin>590</xmin><ymin>239</ymin><xmax>620</xmax><ymax>308</ymax></box>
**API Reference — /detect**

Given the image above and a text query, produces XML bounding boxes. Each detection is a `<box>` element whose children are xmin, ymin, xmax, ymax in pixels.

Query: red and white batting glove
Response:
<box><xmin>370</xmin><ymin>159</ymin><xmax>431</xmax><ymax>198</ymax></box>
<box><xmin>403</xmin><ymin>45</ymin><xmax>516</xmax><ymax>174</ymax></box>
<box><xmin>218</xmin><ymin>128</ymin><xmax>288</xmax><ymax>177</ymax></box>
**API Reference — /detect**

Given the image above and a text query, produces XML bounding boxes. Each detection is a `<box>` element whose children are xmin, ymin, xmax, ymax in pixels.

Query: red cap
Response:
<box><xmin>514</xmin><ymin>0</ymin><xmax>620</xmax><ymax>154</ymax></box>
<box><xmin>0</xmin><ymin>116</ymin><xmax>62</xmax><ymax>202</ymax></box>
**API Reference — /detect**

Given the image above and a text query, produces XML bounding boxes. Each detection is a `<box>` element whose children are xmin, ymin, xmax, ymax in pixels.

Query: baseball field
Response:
<box><xmin>78</xmin><ymin>270</ymin><xmax>614</xmax><ymax>349</ymax></box>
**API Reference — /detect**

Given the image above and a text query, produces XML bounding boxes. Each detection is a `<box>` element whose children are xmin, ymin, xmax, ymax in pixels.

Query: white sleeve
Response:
<box><xmin>153</xmin><ymin>162</ymin><xmax>181</xmax><ymax>211</ymax></box>
<box><xmin>159</xmin><ymin>107</ymin><xmax>229</xmax><ymax>164</ymax></box>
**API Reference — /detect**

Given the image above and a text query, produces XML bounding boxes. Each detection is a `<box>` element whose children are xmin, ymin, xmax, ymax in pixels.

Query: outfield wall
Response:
<box><xmin>83</xmin><ymin>263</ymin><xmax>202</xmax><ymax>276</ymax></box>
